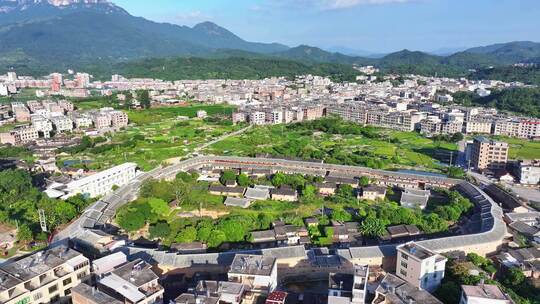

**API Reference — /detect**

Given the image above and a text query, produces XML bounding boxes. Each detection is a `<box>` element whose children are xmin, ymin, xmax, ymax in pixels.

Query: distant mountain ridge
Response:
<box><xmin>0</xmin><ymin>0</ymin><xmax>538</xmax><ymax>78</ymax></box>
<box><xmin>0</xmin><ymin>0</ymin><xmax>289</xmax><ymax>73</ymax></box>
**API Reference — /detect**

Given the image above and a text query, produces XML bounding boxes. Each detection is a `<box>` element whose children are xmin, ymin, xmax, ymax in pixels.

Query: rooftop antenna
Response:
<box><xmin>38</xmin><ymin>209</ymin><xmax>47</xmax><ymax>232</ymax></box>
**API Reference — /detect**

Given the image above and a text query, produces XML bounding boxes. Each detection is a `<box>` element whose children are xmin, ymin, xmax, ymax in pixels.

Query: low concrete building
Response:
<box><xmin>360</xmin><ymin>185</ymin><xmax>387</xmax><ymax>201</ymax></box>
<box><xmin>373</xmin><ymin>273</ymin><xmax>442</xmax><ymax>304</ymax></box>
<box><xmin>94</xmin><ymin>259</ymin><xmax>164</xmax><ymax>304</ymax></box>
<box><xmin>460</xmin><ymin>284</ymin><xmax>513</xmax><ymax>304</ymax></box>
<box><xmin>244</xmin><ymin>187</ymin><xmax>270</xmax><ymax>201</ymax></box>
<box><xmin>224</xmin><ymin>197</ymin><xmax>252</xmax><ymax>208</ymax></box>
<box><xmin>316</xmin><ymin>182</ymin><xmax>337</xmax><ymax>196</ymax></box>
<box><xmin>208</xmin><ymin>185</ymin><xmax>245</xmax><ymax>197</ymax></box>
<box><xmin>227</xmin><ymin>254</ymin><xmax>277</xmax><ymax>294</ymax></box>
<box><xmin>270</xmin><ymin>186</ymin><xmax>297</xmax><ymax>201</ymax></box>
<box><xmin>400</xmin><ymin>188</ymin><xmax>430</xmax><ymax>210</ymax></box>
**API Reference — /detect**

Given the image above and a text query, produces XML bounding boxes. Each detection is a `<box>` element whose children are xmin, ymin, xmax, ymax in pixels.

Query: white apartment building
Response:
<box><xmin>31</xmin><ymin>115</ymin><xmax>53</xmax><ymax>138</ymax></box>
<box><xmin>0</xmin><ymin>126</ymin><xmax>39</xmax><ymax>145</ymax></box>
<box><xmin>50</xmin><ymin>116</ymin><xmax>73</xmax><ymax>133</ymax></box>
<box><xmin>268</xmin><ymin>110</ymin><xmax>283</xmax><ymax>125</ymax></box>
<box><xmin>65</xmin><ymin>163</ymin><xmax>137</xmax><ymax>198</ymax></box>
<box><xmin>227</xmin><ymin>254</ymin><xmax>277</xmax><ymax>294</ymax></box>
<box><xmin>0</xmin><ymin>246</ymin><xmax>90</xmax><ymax>304</ymax></box>
<box><xmin>249</xmin><ymin>111</ymin><xmax>266</xmax><ymax>125</ymax></box>
<box><xmin>517</xmin><ymin>160</ymin><xmax>540</xmax><ymax>185</ymax></box>
<box><xmin>396</xmin><ymin>242</ymin><xmax>447</xmax><ymax>292</ymax></box>
<box><xmin>72</xmin><ymin>115</ymin><xmax>93</xmax><ymax>129</ymax></box>
<box><xmin>460</xmin><ymin>284</ymin><xmax>513</xmax><ymax>304</ymax></box>
<box><xmin>465</xmin><ymin>120</ymin><xmax>493</xmax><ymax>134</ymax></box>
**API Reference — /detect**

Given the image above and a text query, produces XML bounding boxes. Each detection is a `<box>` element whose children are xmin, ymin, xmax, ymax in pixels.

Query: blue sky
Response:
<box><xmin>113</xmin><ymin>0</ymin><xmax>540</xmax><ymax>54</ymax></box>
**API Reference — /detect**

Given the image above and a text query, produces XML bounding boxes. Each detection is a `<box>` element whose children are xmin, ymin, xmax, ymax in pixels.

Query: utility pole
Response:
<box><xmin>449</xmin><ymin>151</ymin><xmax>453</xmax><ymax>167</ymax></box>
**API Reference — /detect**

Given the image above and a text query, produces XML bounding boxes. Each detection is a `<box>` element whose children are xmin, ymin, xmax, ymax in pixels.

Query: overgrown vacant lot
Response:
<box><xmin>57</xmin><ymin>104</ymin><xmax>238</xmax><ymax>171</ymax></box>
<box><xmin>206</xmin><ymin>118</ymin><xmax>459</xmax><ymax>173</ymax></box>
<box><xmin>501</xmin><ymin>136</ymin><xmax>540</xmax><ymax>160</ymax></box>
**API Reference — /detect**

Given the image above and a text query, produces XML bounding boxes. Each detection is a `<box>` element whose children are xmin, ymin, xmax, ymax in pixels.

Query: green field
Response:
<box><xmin>501</xmin><ymin>137</ymin><xmax>540</xmax><ymax>160</ymax></box>
<box><xmin>205</xmin><ymin>119</ymin><xmax>459</xmax><ymax>173</ymax></box>
<box><xmin>57</xmin><ymin>104</ymin><xmax>238</xmax><ymax>171</ymax></box>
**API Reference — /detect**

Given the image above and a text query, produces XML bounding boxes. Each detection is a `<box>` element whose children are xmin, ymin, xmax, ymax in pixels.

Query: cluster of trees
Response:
<box><xmin>261</xmin><ymin>119</ymin><xmax>394</xmax><ymax>169</ymax></box>
<box><xmin>61</xmin><ymin>134</ymin><xmax>145</xmax><ymax>157</ymax></box>
<box><xmin>59</xmin><ymin>136</ymin><xmax>107</xmax><ymax>154</ymax></box>
<box><xmin>92</xmin><ymin>57</ymin><xmax>361</xmax><ymax>83</ymax></box>
<box><xmin>116</xmin><ymin>168</ymin><xmax>472</xmax><ymax>248</ymax></box>
<box><xmin>287</xmin><ymin>117</ymin><xmax>380</xmax><ymax>138</ymax></box>
<box><xmin>452</xmin><ymin>88</ymin><xmax>540</xmax><ymax>117</ymax></box>
<box><xmin>470</xmin><ymin>66</ymin><xmax>540</xmax><ymax>86</ymax></box>
<box><xmin>431</xmin><ymin>132</ymin><xmax>464</xmax><ymax>143</ymax></box>
<box><xmin>0</xmin><ymin>169</ymin><xmax>92</xmax><ymax>244</ymax></box>
<box><xmin>435</xmin><ymin>255</ymin><xmax>539</xmax><ymax>304</ymax></box>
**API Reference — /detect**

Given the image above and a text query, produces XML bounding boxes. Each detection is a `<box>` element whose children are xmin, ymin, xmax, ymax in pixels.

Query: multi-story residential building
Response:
<box><xmin>516</xmin><ymin>160</ymin><xmax>540</xmax><ymax>185</ymax></box>
<box><xmin>267</xmin><ymin>110</ymin><xmax>283</xmax><ymax>125</ymax></box>
<box><xmin>493</xmin><ymin>119</ymin><xmax>521</xmax><ymax>138</ymax></box>
<box><xmin>519</xmin><ymin>120</ymin><xmax>540</xmax><ymax>138</ymax></box>
<box><xmin>460</xmin><ymin>284</ymin><xmax>513</xmax><ymax>304</ymax></box>
<box><xmin>465</xmin><ymin>119</ymin><xmax>493</xmax><ymax>134</ymax></box>
<box><xmin>441</xmin><ymin>121</ymin><xmax>463</xmax><ymax>134</ymax></box>
<box><xmin>72</xmin><ymin>115</ymin><xmax>94</xmax><ymax>129</ymax></box>
<box><xmin>75</xmin><ymin>73</ymin><xmax>91</xmax><ymax>88</ymax></box>
<box><xmin>109</xmin><ymin>111</ymin><xmax>129</xmax><ymax>128</ymax></box>
<box><xmin>283</xmin><ymin>109</ymin><xmax>295</xmax><ymax>123</ymax></box>
<box><xmin>50</xmin><ymin>116</ymin><xmax>74</xmax><ymax>133</ymax></box>
<box><xmin>327</xmin><ymin>264</ymin><xmax>369</xmax><ymax>304</ymax></box>
<box><xmin>232</xmin><ymin>112</ymin><xmax>247</xmax><ymax>124</ymax></box>
<box><xmin>0</xmin><ymin>125</ymin><xmax>39</xmax><ymax>145</ymax></box>
<box><xmin>97</xmin><ymin>259</ymin><xmax>163</xmax><ymax>304</ymax></box>
<box><xmin>58</xmin><ymin>100</ymin><xmax>74</xmax><ymax>112</ymax></box>
<box><xmin>174</xmin><ymin>280</ymin><xmax>245</xmax><ymax>304</ymax></box>
<box><xmin>31</xmin><ymin>115</ymin><xmax>53</xmax><ymax>138</ymax></box>
<box><xmin>0</xmin><ymin>246</ymin><xmax>90</xmax><ymax>304</ymax></box>
<box><xmin>302</xmin><ymin>105</ymin><xmax>325</xmax><ymax>121</ymax></box>
<box><xmin>27</xmin><ymin>100</ymin><xmax>44</xmax><ymax>113</ymax></box>
<box><xmin>419</xmin><ymin>116</ymin><xmax>442</xmax><ymax>135</ymax></box>
<box><xmin>92</xmin><ymin>114</ymin><xmax>112</xmax><ymax>129</ymax></box>
<box><xmin>249</xmin><ymin>111</ymin><xmax>266</xmax><ymax>125</ymax></box>
<box><xmin>470</xmin><ymin>137</ymin><xmax>509</xmax><ymax>171</ymax></box>
<box><xmin>396</xmin><ymin>242</ymin><xmax>447</xmax><ymax>292</ymax></box>
<box><xmin>227</xmin><ymin>254</ymin><xmax>277</xmax><ymax>294</ymax></box>
<box><xmin>43</xmin><ymin>101</ymin><xmax>63</xmax><ymax>114</ymax></box>
<box><xmin>12</xmin><ymin>103</ymin><xmax>31</xmax><ymax>122</ymax></box>
<box><xmin>327</xmin><ymin>104</ymin><xmax>368</xmax><ymax>124</ymax></box>
<box><xmin>62</xmin><ymin>163</ymin><xmax>137</xmax><ymax>198</ymax></box>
